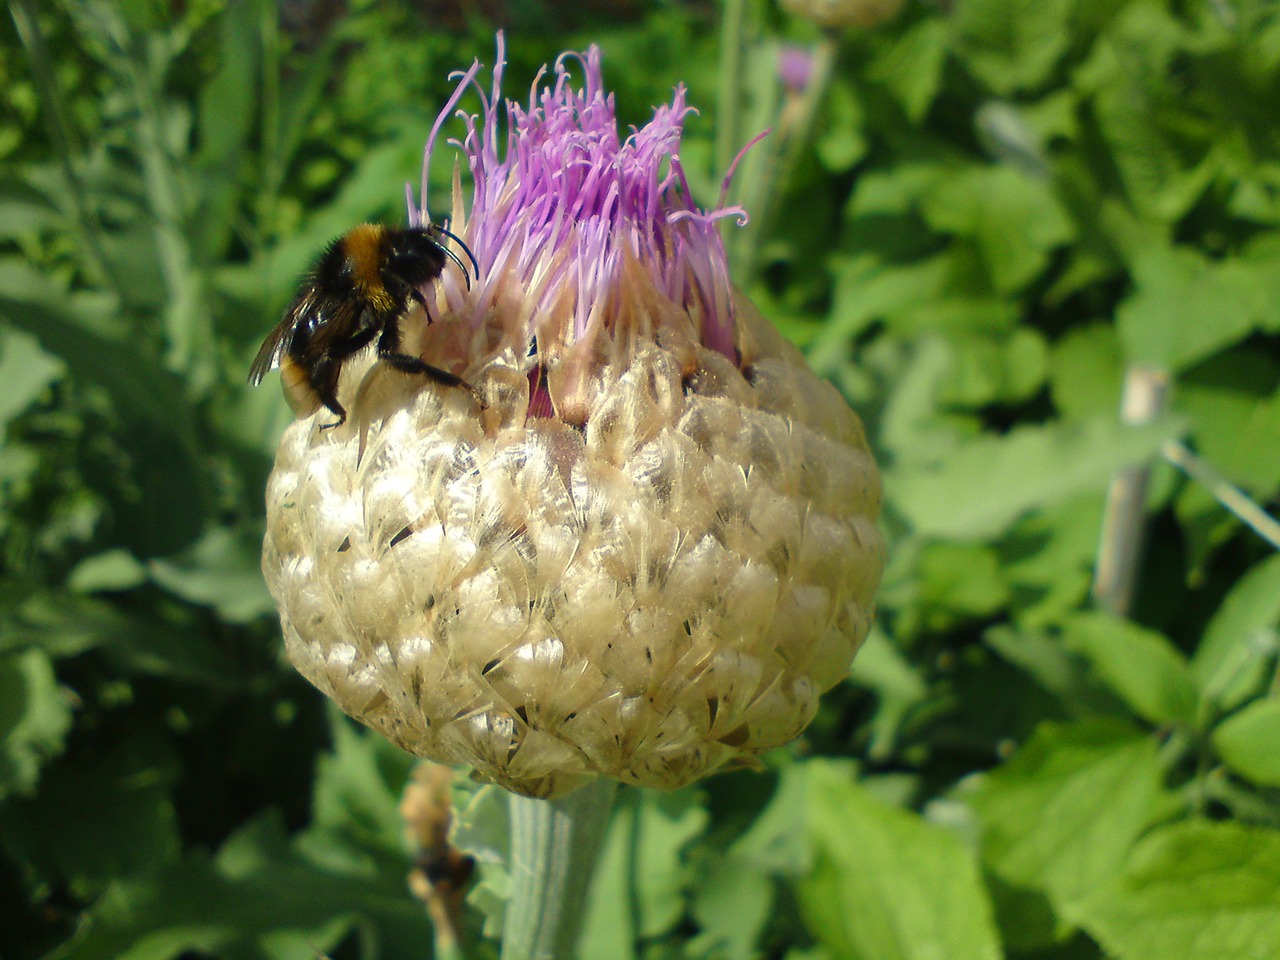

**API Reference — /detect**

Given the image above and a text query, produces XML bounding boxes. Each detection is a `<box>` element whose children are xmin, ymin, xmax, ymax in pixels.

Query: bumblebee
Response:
<box><xmin>249</xmin><ymin>223</ymin><xmax>480</xmax><ymax>427</ymax></box>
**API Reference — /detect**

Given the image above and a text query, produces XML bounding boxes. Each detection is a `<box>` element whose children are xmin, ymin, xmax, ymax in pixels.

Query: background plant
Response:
<box><xmin>2</xmin><ymin>1</ymin><xmax>1279</xmax><ymax>959</ymax></box>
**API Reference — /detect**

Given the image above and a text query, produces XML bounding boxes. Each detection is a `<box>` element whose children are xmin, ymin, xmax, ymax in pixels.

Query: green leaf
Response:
<box><xmin>1180</xmin><ymin>349</ymin><xmax>1280</xmax><ymax>493</ymax></box>
<box><xmin>0</xmin><ymin>735</ymin><xmax>181</xmax><ymax>897</ymax></box>
<box><xmin>919</xmin><ymin>165</ymin><xmax>1074</xmax><ymax>292</ymax></box>
<box><xmin>965</xmin><ymin>720</ymin><xmax>1162</xmax><ymax>909</ymax></box>
<box><xmin>939</xmin><ymin>329</ymin><xmax>1049</xmax><ymax>408</ymax></box>
<box><xmin>1079</xmin><ymin>5</ymin><xmax>1218</xmax><ymax>224</ymax></box>
<box><xmin>148</xmin><ymin>527</ymin><xmax>275</xmax><ymax>623</ymax></box>
<box><xmin>727</xmin><ymin>763</ymin><xmax>812</xmax><ymax>877</ymax></box>
<box><xmin>1065</xmin><ymin>821</ymin><xmax>1280</xmax><ymax>960</ymax></box>
<box><xmin>47</xmin><ymin>812</ymin><xmax>432</xmax><ymax>960</ymax></box>
<box><xmin>849</xmin><ymin>628</ymin><xmax>929</xmax><ymax>761</ymax></box>
<box><xmin>815</xmin><ymin>254</ymin><xmax>950</xmax><ymax>356</ymax></box>
<box><xmin>304</xmin><ymin>710</ymin><xmax>413</xmax><ymax>856</ymax></box>
<box><xmin>999</xmin><ymin>495</ymin><xmax>1105</xmax><ymax>627</ymax></box>
<box><xmin>1212</xmin><ymin>698</ymin><xmax>1280</xmax><ymax>787</ymax></box>
<box><xmin>0</xmin><ymin>327</ymin><xmax>63</xmax><ymax>433</ymax></box>
<box><xmin>451</xmin><ymin>780</ymin><xmax>512</xmax><ymax>939</ymax></box>
<box><xmin>916</xmin><ymin>542</ymin><xmax>1012</xmax><ymax>624</ymax></box>
<box><xmin>950</xmin><ymin>0</ymin><xmax>1074</xmax><ymax>95</ymax></box>
<box><xmin>815</xmin><ymin>82</ymin><xmax>867</xmax><ymax>173</ymax></box>
<box><xmin>984</xmin><ymin>623</ymin><xmax>1114</xmax><ymax>715</ymax></box>
<box><xmin>796</xmin><ymin>761</ymin><xmax>1002</xmax><ymax>960</ymax></box>
<box><xmin>1060</xmin><ymin>613</ymin><xmax>1198</xmax><ymax>726</ymax></box>
<box><xmin>1193</xmin><ymin>553</ymin><xmax>1280</xmax><ymax>711</ymax></box>
<box><xmin>580</xmin><ymin>787</ymin><xmax>708</xmax><ymax>958</ymax></box>
<box><xmin>3</xmin><ymin>592</ymin><xmax>230</xmax><ymax>681</ymax></box>
<box><xmin>1050</xmin><ymin>323</ymin><xmax>1125</xmax><ymax>419</ymax></box>
<box><xmin>890</xmin><ymin>414</ymin><xmax>1184</xmax><ymax>540</ymax></box>
<box><xmin>0</xmin><ymin>259</ymin><xmax>210</xmax><ymax>556</ymax></box>
<box><xmin>687</xmin><ymin>850</ymin><xmax>774</xmax><ymax>960</ymax></box>
<box><xmin>1116</xmin><ymin>247</ymin><xmax>1280</xmax><ymax>371</ymax></box>
<box><xmin>68</xmin><ymin>549</ymin><xmax>149</xmax><ymax>593</ymax></box>
<box><xmin>0</xmin><ymin>649</ymin><xmax>72</xmax><ymax>800</ymax></box>
<box><xmin>866</xmin><ymin>18</ymin><xmax>949</xmax><ymax>122</ymax></box>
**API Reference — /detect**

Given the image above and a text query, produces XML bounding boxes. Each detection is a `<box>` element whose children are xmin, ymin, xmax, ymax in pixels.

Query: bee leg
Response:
<box><xmin>310</xmin><ymin>324</ymin><xmax>381</xmax><ymax>428</ymax></box>
<box><xmin>308</xmin><ymin>356</ymin><xmax>349</xmax><ymax>429</ymax></box>
<box><xmin>376</xmin><ymin>321</ymin><xmax>485</xmax><ymax>408</ymax></box>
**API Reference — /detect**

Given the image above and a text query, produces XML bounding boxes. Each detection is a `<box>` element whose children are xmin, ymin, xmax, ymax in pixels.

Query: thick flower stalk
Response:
<box><xmin>262</xmin><ymin>44</ymin><xmax>884</xmax><ymax>799</ymax></box>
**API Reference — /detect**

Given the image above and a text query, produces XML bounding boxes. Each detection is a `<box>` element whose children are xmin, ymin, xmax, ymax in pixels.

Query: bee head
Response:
<box><xmin>385</xmin><ymin>228</ymin><xmax>450</xmax><ymax>286</ymax></box>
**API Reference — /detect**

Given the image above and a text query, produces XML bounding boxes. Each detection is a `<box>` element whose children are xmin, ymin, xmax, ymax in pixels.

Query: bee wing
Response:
<box><xmin>247</xmin><ymin>286</ymin><xmax>338</xmax><ymax>386</ymax></box>
<box><xmin>248</xmin><ymin>314</ymin><xmax>296</xmax><ymax>385</ymax></box>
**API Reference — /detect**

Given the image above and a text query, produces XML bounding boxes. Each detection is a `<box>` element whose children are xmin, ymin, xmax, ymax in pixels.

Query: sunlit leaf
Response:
<box><xmin>964</xmin><ymin>720</ymin><xmax>1163</xmax><ymax>909</ymax></box>
<box><xmin>1065</xmin><ymin>821</ymin><xmax>1280</xmax><ymax>960</ymax></box>
<box><xmin>796</xmin><ymin>761</ymin><xmax>1001</xmax><ymax>960</ymax></box>
<box><xmin>1212</xmin><ymin>698</ymin><xmax>1280</xmax><ymax>787</ymax></box>
<box><xmin>1060</xmin><ymin>613</ymin><xmax>1198</xmax><ymax>726</ymax></box>
<box><xmin>890</xmin><ymin>415</ymin><xmax>1184</xmax><ymax>540</ymax></box>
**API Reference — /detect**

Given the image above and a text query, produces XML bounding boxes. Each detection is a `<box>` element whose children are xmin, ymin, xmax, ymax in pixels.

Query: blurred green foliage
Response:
<box><xmin>3</xmin><ymin>0</ymin><xmax>1280</xmax><ymax>958</ymax></box>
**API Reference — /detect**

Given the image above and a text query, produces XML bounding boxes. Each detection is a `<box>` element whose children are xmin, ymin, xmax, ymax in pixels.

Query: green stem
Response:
<box><xmin>735</xmin><ymin>35</ymin><xmax>838</xmax><ymax>285</ymax></box>
<box><xmin>715</xmin><ymin>0</ymin><xmax>748</xmax><ymax>179</ymax></box>
<box><xmin>501</xmin><ymin>779</ymin><xmax>619</xmax><ymax>960</ymax></box>
<box><xmin>1163</xmin><ymin>440</ymin><xmax>1280</xmax><ymax>552</ymax></box>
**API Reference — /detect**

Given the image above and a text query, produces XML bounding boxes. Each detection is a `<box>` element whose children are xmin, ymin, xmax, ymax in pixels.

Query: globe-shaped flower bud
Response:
<box><xmin>260</xmin><ymin>43</ymin><xmax>885</xmax><ymax>798</ymax></box>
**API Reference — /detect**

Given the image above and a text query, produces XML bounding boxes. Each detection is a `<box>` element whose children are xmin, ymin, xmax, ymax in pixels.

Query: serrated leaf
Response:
<box><xmin>1081</xmin><ymin>5</ymin><xmax>1218</xmax><ymax>224</ymax></box>
<box><xmin>1212</xmin><ymin>698</ymin><xmax>1280</xmax><ymax>787</ymax></box>
<box><xmin>1065</xmin><ymin>821</ymin><xmax>1280</xmax><ymax>960</ymax></box>
<box><xmin>890</xmin><ymin>414</ymin><xmax>1184</xmax><ymax>540</ymax></box>
<box><xmin>796</xmin><ymin>761</ymin><xmax>1002</xmax><ymax>960</ymax></box>
<box><xmin>965</xmin><ymin>720</ymin><xmax>1162</xmax><ymax>909</ymax></box>
<box><xmin>1060</xmin><ymin>613</ymin><xmax>1198</xmax><ymax>726</ymax></box>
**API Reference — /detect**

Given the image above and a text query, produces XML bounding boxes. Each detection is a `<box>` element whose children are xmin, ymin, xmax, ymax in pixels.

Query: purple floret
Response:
<box><xmin>412</xmin><ymin>37</ymin><xmax>756</xmax><ymax>363</ymax></box>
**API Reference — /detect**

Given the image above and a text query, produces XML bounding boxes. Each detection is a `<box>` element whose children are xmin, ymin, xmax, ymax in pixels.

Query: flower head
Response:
<box><xmin>407</xmin><ymin>40</ymin><xmax>751</xmax><ymax>422</ymax></box>
<box><xmin>261</xmin><ymin>41</ymin><xmax>884</xmax><ymax>798</ymax></box>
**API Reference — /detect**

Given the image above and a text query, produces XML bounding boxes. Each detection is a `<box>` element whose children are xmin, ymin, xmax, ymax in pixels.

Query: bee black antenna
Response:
<box><xmin>432</xmin><ymin>225</ymin><xmax>481</xmax><ymax>289</ymax></box>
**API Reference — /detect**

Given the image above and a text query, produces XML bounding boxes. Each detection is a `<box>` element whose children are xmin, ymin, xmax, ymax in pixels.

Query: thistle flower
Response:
<box><xmin>261</xmin><ymin>42</ymin><xmax>884</xmax><ymax>798</ymax></box>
